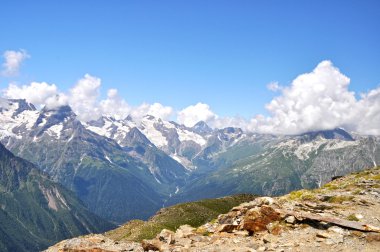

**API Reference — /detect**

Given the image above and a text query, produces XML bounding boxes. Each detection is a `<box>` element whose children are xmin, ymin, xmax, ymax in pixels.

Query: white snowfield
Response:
<box><xmin>0</xmin><ymin>100</ymin><xmax>39</xmax><ymax>140</ymax></box>
<box><xmin>84</xmin><ymin>114</ymin><xmax>208</xmax><ymax>149</ymax></box>
<box><xmin>47</xmin><ymin>123</ymin><xmax>64</xmax><ymax>139</ymax></box>
<box><xmin>139</xmin><ymin>116</ymin><xmax>168</xmax><ymax>148</ymax></box>
<box><xmin>275</xmin><ymin>136</ymin><xmax>360</xmax><ymax>160</ymax></box>
<box><xmin>0</xmin><ymin>99</ymin><xmax>367</xmax><ymax>173</ymax></box>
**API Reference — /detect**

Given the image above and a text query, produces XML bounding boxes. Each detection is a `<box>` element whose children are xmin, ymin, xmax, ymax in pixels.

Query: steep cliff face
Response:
<box><xmin>45</xmin><ymin>167</ymin><xmax>380</xmax><ymax>252</ymax></box>
<box><xmin>0</xmin><ymin>143</ymin><xmax>114</xmax><ymax>252</ymax></box>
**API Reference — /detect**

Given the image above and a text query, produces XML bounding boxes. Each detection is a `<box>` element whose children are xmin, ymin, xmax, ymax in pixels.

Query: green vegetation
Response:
<box><xmin>346</xmin><ymin>214</ymin><xmax>360</xmax><ymax>222</ymax></box>
<box><xmin>322</xmin><ymin>183</ymin><xmax>339</xmax><ymax>190</ymax></box>
<box><xmin>288</xmin><ymin>189</ymin><xmax>317</xmax><ymax>201</ymax></box>
<box><xmin>282</xmin><ymin>166</ymin><xmax>380</xmax><ymax>206</ymax></box>
<box><xmin>372</xmin><ymin>174</ymin><xmax>380</xmax><ymax>180</ymax></box>
<box><xmin>327</xmin><ymin>195</ymin><xmax>354</xmax><ymax>204</ymax></box>
<box><xmin>105</xmin><ymin>194</ymin><xmax>256</xmax><ymax>242</ymax></box>
<box><xmin>0</xmin><ymin>143</ymin><xmax>114</xmax><ymax>252</ymax></box>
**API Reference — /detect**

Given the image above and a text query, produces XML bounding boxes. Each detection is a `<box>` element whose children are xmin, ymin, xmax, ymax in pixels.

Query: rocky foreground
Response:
<box><xmin>45</xmin><ymin>167</ymin><xmax>380</xmax><ymax>252</ymax></box>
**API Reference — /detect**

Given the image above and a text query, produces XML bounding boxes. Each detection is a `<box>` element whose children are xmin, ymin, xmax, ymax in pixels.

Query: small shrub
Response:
<box><xmin>372</xmin><ymin>174</ymin><xmax>380</xmax><ymax>180</ymax></box>
<box><xmin>323</xmin><ymin>183</ymin><xmax>339</xmax><ymax>190</ymax></box>
<box><xmin>328</xmin><ymin>195</ymin><xmax>354</xmax><ymax>204</ymax></box>
<box><xmin>346</xmin><ymin>214</ymin><xmax>359</xmax><ymax>222</ymax></box>
<box><xmin>288</xmin><ymin>190</ymin><xmax>317</xmax><ymax>201</ymax></box>
<box><xmin>352</xmin><ymin>189</ymin><xmax>362</xmax><ymax>195</ymax></box>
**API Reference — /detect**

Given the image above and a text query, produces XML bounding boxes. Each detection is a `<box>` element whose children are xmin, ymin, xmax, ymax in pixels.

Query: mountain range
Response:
<box><xmin>0</xmin><ymin>98</ymin><xmax>379</xmax><ymax>226</ymax></box>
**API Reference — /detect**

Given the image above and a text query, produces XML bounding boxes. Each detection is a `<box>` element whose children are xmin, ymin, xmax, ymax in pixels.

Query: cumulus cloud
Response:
<box><xmin>174</xmin><ymin>61</ymin><xmax>378</xmax><ymax>135</ymax></box>
<box><xmin>132</xmin><ymin>102</ymin><xmax>173</xmax><ymax>121</ymax></box>
<box><xmin>1</xmin><ymin>73</ymin><xmax>173</xmax><ymax>122</ymax></box>
<box><xmin>68</xmin><ymin>74</ymin><xmax>102</xmax><ymax>121</ymax></box>
<box><xmin>2</xmin><ymin>82</ymin><xmax>60</xmax><ymax>106</ymax></box>
<box><xmin>250</xmin><ymin>60</ymin><xmax>380</xmax><ymax>135</ymax></box>
<box><xmin>177</xmin><ymin>102</ymin><xmax>218</xmax><ymax>127</ymax></box>
<box><xmin>98</xmin><ymin>88</ymin><xmax>131</xmax><ymax>119</ymax></box>
<box><xmin>212</xmin><ymin>116</ymin><xmax>250</xmax><ymax>130</ymax></box>
<box><xmin>1</xmin><ymin>59</ymin><xmax>379</xmax><ymax>135</ymax></box>
<box><xmin>45</xmin><ymin>94</ymin><xmax>69</xmax><ymax>109</ymax></box>
<box><xmin>355</xmin><ymin>87</ymin><xmax>380</xmax><ymax>135</ymax></box>
<box><xmin>1</xmin><ymin>49</ymin><xmax>30</xmax><ymax>76</ymax></box>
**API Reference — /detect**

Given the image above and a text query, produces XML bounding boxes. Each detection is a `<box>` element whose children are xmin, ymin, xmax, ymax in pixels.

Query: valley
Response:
<box><xmin>0</xmin><ymin>98</ymin><xmax>379</xmax><ymax>251</ymax></box>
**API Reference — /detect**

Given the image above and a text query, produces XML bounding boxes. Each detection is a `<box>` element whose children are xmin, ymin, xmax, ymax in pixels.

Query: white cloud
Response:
<box><xmin>2</xmin><ymin>81</ymin><xmax>60</xmax><ymax>107</ymax></box>
<box><xmin>1</xmin><ymin>73</ymin><xmax>174</xmax><ymax>123</ymax></box>
<box><xmin>98</xmin><ymin>88</ymin><xmax>131</xmax><ymax>120</ymax></box>
<box><xmin>177</xmin><ymin>102</ymin><xmax>218</xmax><ymax>127</ymax></box>
<box><xmin>45</xmin><ymin>94</ymin><xmax>69</xmax><ymax>109</ymax></box>
<box><xmin>68</xmin><ymin>74</ymin><xmax>102</xmax><ymax>121</ymax></box>
<box><xmin>1</xmin><ymin>49</ymin><xmax>30</xmax><ymax>76</ymax></box>
<box><xmin>267</xmin><ymin>81</ymin><xmax>282</xmax><ymax>92</ymax></box>
<box><xmin>212</xmin><ymin>116</ymin><xmax>249</xmax><ymax>130</ymax></box>
<box><xmin>1</xmin><ymin>59</ymin><xmax>379</xmax><ymax>135</ymax></box>
<box><xmin>249</xmin><ymin>60</ymin><xmax>380</xmax><ymax>135</ymax></box>
<box><xmin>355</xmin><ymin>87</ymin><xmax>380</xmax><ymax>135</ymax></box>
<box><xmin>138</xmin><ymin>103</ymin><xmax>173</xmax><ymax>120</ymax></box>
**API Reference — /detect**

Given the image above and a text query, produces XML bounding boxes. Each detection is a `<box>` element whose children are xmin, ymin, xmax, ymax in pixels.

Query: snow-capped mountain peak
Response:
<box><xmin>34</xmin><ymin>105</ymin><xmax>76</xmax><ymax>127</ymax></box>
<box><xmin>191</xmin><ymin>121</ymin><xmax>213</xmax><ymax>136</ymax></box>
<box><xmin>85</xmin><ymin>116</ymin><xmax>136</xmax><ymax>145</ymax></box>
<box><xmin>0</xmin><ymin>99</ymin><xmax>39</xmax><ymax>142</ymax></box>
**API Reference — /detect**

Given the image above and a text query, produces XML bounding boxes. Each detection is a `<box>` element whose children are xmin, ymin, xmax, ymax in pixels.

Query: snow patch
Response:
<box><xmin>294</xmin><ymin>139</ymin><xmax>327</xmax><ymax>160</ymax></box>
<box><xmin>84</xmin><ymin>117</ymin><xmax>136</xmax><ymax>146</ymax></box>
<box><xmin>104</xmin><ymin>155</ymin><xmax>114</xmax><ymax>164</ymax></box>
<box><xmin>47</xmin><ymin>124</ymin><xmax>63</xmax><ymax>139</ymax></box>
<box><xmin>140</xmin><ymin>119</ymin><xmax>168</xmax><ymax>147</ymax></box>
<box><xmin>324</xmin><ymin>140</ymin><xmax>359</xmax><ymax>150</ymax></box>
<box><xmin>171</xmin><ymin>154</ymin><xmax>183</xmax><ymax>164</ymax></box>
<box><xmin>177</xmin><ymin>128</ymin><xmax>207</xmax><ymax>146</ymax></box>
<box><xmin>0</xmin><ymin>102</ymin><xmax>39</xmax><ymax>140</ymax></box>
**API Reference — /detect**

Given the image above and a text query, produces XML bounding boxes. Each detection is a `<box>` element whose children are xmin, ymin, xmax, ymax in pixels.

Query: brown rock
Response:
<box><xmin>316</xmin><ymin>231</ymin><xmax>329</xmax><ymax>238</ymax></box>
<box><xmin>366</xmin><ymin>233</ymin><xmax>380</xmax><ymax>242</ymax></box>
<box><xmin>174</xmin><ymin>225</ymin><xmax>195</xmax><ymax>239</ymax></box>
<box><xmin>141</xmin><ymin>239</ymin><xmax>161</xmax><ymax>251</ymax></box>
<box><xmin>175</xmin><ymin>237</ymin><xmax>192</xmax><ymax>248</ymax></box>
<box><xmin>351</xmin><ymin>230</ymin><xmax>365</xmax><ymax>238</ymax></box>
<box><xmin>216</xmin><ymin>224</ymin><xmax>238</xmax><ymax>233</ymax></box>
<box><xmin>158</xmin><ymin>229</ymin><xmax>175</xmax><ymax>244</ymax></box>
<box><xmin>242</xmin><ymin>205</ymin><xmax>282</xmax><ymax>233</ymax></box>
<box><xmin>218</xmin><ymin>210</ymin><xmax>241</xmax><ymax>224</ymax></box>
<box><xmin>267</xmin><ymin>224</ymin><xmax>282</xmax><ymax>235</ymax></box>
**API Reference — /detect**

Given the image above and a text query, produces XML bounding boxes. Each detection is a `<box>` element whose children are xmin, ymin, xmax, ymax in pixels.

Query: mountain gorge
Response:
<box><xmin>1</xmin><ymin>98</ymin><xmax>379</xmax><ymax>226</ymax></box>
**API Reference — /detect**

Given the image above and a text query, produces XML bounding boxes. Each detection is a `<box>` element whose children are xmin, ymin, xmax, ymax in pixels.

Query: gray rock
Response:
<box><xmin>285</xmin><ymin>215</ymin><xmax>296</xmax><ymax>224</ymax></box>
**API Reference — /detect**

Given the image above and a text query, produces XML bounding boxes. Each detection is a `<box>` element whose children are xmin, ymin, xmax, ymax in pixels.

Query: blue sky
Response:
<box><xmin>0</xmin><ymin>1</ymin><xmax>380</xmax><ymax>133</ymax></box>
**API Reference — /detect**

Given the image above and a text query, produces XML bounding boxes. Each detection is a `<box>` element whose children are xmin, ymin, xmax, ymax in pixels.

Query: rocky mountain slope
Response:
<box><xmin>0</xmin><ymin>99</ymin><xmax>188</xmax><ymax>223</ymax></box>
<box><xmin>0</xmin><ymin>142</ymin><xmax>114</xmax><ymax>252</ymax></box>
<box><xmin>1</xmin><ymin>98</ymin><xmax>379</xmax><ymax>224</ymax></box>
<box><xmin>85</xmin><ymin>115</ymin><xmax>211</xmax><ymax>170</ymax></box>
<box><xmin>170</xmin><ymin>129</ymin><xmax>380</xmax><ymax>204</ymax></box>
<box><xmin>45</xmin><ymin>166</ymin><xmax>380</xmax><ymax>252</ymax></box>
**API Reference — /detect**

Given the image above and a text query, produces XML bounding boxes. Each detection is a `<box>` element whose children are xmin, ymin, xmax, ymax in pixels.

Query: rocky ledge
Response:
<box><xmin>45</xmin><ymin>167</ymin><xmax>380</xmax><ymax>252</ymax></box>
